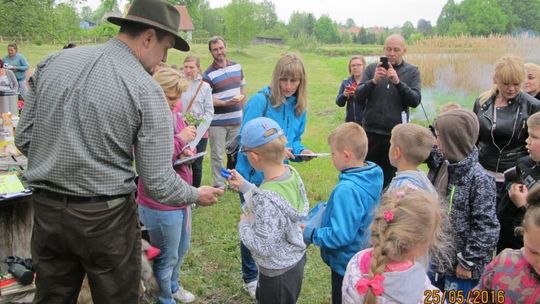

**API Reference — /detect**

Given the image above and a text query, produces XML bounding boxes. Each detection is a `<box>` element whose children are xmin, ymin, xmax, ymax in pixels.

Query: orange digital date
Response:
<box><xmin>423</xmin><ymin>289</ymin><xmax>505</xmax><ymax>304</ymax></box>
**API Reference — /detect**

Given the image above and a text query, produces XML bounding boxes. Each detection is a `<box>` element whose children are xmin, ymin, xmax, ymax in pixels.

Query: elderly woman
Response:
<box><xmin>336</xmin><ymin>55</ymin><xmax>366</xmax><ymax>125</ymax></box>
<box><xmin>524</xmin><ymin>62</ymin><xmax>540</xmax><ymax>100</ymax></box>
<box><xmin>473</xmin><ymin>55</ymin><xmax>540</xmax><ymax>253</ymax></box>
<box><xmin>0</xmin><ymin>59</ymin><xmax>19</xmax><ymax>93</ymax></box>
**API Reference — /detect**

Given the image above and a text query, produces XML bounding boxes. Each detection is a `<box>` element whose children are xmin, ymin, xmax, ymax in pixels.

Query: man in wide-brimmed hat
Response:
<box><xmin>15</xmin><ymin>0</ymin><xmax>223</xmax><ymax>303</ymax></box>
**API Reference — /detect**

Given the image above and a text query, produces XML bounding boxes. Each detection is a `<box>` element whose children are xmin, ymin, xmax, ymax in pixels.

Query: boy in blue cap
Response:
<box><xmin>226</xmin><ymin>117</ymin><xmax>309</xmax><ymax>304</ymax></box>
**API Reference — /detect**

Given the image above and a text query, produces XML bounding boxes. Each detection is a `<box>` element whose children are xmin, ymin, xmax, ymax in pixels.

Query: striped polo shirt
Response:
<box><xmin>203</xmin><ymin>60</ymin><xmax>245</xmax><ymax>126</ymax></box>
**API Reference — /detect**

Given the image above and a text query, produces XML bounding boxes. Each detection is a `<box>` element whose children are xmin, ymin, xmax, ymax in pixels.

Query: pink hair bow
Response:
<box><xmin>355</xmin><ymin>274</ymin><xmax>385</xmax><ymax>296</ymax></box>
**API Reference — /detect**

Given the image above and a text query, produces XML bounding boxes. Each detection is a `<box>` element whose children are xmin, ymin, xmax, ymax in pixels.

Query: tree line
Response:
<box><xmin>0</xmin><ymin>0</ymin><xmax>539</xmax><ymax>47</ymax></box>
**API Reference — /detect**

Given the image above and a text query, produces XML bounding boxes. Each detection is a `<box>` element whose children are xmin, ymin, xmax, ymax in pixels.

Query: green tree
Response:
<box><xmin>314</xmin><ymin>15</ymin><xmax>340</xmax><ymax>44</ymax></box>
<box><xmin>417</xmin><ymin>19</ymin><xmax>433</xmax><ymax>35</ymax></box>
<box><xmin>80</xmin><ymin>6</ymin><xmax>93</xmax><ymax>21</ymax></box>
<box><xmin>345</xmin><ymin>18</ymin><xmax>355</xmax><ymax>28</ymax></box>
<box><xmin>224</xmin><ymin>0</ymin><xmax>259</xmax><ymax>48</ymax></box>
<box><xmin>288</xmin><ymin>11</ymin><xmax>316</xmax><ymax>37</ymax></box>
<box><xmin>92</xmin><ymin>0</ymin><xmax>120</xmax><ymax>23</ymax></box>
<box><xmin>498</xmin><ymin>0</ymin><xmax>540</xmax><ymax>34</ymax></box>
<box><xmin>460</xmin><ymin>0</ymin><xmax>507</xmax><ymax>35</ymax></box>
<box><xmin>401</xmin><ymin>21</ymin><xmax>415</xmax><ymax>40</ymax></box>
<box><xmin>436</xmin><ymin>0</ymin><xmax>460</xmax><ymax>35</ymax></box>
<box><xmin>256</xmin><ymin>0</ymin><xmax>277</xmax><ymax>30</ymax></box>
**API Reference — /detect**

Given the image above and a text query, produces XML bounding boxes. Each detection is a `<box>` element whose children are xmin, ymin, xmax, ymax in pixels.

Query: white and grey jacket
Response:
<box><xmin>238</xmin><ymin>166</ymin><xmax>309</xmax><ymax>272</ymax></box>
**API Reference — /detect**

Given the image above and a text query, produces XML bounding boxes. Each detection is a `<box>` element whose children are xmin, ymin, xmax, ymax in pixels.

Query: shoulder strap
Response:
<box><xmin>262</xmin><ymin>92</ymin><xmax>271</xmax><ymax>117</ymax></box>
<box><xmin>185</xmin><ymin>80</ymin><xmax>204</xmax><ymax>114</ymax></box>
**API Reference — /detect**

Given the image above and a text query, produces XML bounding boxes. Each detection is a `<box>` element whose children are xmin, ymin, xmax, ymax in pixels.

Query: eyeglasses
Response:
<box><xmin>240</xmin><ymin>147</ymin><xmax>254</xmax><ymax>155</ymax></box>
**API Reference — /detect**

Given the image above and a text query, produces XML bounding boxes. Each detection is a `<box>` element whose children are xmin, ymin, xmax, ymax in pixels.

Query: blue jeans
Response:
<box><xmin>138</xmin><ymin>205</ymin><xmax>192</xmax><ymax>304</ymax></box>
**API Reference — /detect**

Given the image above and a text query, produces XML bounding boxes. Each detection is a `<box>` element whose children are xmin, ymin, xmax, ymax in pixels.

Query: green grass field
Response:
<box><xmin>1</xmin><ymin>41</ymin><xmax>480</xmax><ymax>303</ymax></box>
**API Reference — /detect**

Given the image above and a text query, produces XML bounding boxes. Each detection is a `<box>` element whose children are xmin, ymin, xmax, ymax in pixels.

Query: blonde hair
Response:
<box><xmin>363</xmin><ymin>188</ymin><xmax>447</xmax><ymax>304</ymax></box>
<box><xmin>479</xmin><ymin>55</ymin><xmax>526</xmax><ymax>105</ymax></box>
<box><xmin>439</xmin><ymin>102</ymin><xmax>461</xmax><ymax>113</ymax></box>
<box><xmin>269</xmin><ymin>53</ymin><xmax>308</xmax><ymax>116</ymax></box>
<box><xmin>391</xmin><ymin>123</ymin><xmax>434</xmax><ymax>165</ymax></box>
<box><xmin>153</xmin><ymin>67</ymin><xmax>188</xmax><ymax>100</ymax></box>
<box><xmin>527</xmin><ymin>111</ymin><xmax>540</xmax><ymax>128</ymax></box>
<box><xmin>525</xmin><ymin>62</ymin><xmax>540</xmax><ymax>79</ymax></box>
<box><xmin>184</xmin><ymin>55</ymin><xmax>201</xmax><ymax>70</ymax></box>
<box><xmin>328</xmin><ymin>122</ymin><xmax>368</xmax><ymax>162</ymax></box>
<box><xmin>252</xmin><ymin>131</ymin><xmax>288</xmax><ymax>164</ymax></box>
<box><xmin>348</xmin><ymin>55</ymin><xmax>366</xmax><ymax>75</ymax></box>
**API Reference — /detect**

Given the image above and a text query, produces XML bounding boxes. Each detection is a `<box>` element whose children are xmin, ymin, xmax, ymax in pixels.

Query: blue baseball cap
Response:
<box><xmin>240</xmin><ymin>117</ymin><xmax>283</xmax><ymax>149</ymax></box>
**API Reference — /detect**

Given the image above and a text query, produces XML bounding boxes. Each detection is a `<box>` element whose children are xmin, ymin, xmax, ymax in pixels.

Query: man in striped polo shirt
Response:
<box><xmin>204</xmin><ymin>36</ymin><xmax>246</xmax><ymax>189</ymax></box>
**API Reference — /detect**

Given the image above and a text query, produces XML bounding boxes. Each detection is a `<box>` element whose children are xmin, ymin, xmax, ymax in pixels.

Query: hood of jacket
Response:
<box><xmin>339</xmin><ymin>162</ymin><xmax>384</xmax><ymax>200</ymax></box>
<box><xmin>435</xmin><ymin>108</ymin><xmax>479</xmax><ymax>163</ymax></box>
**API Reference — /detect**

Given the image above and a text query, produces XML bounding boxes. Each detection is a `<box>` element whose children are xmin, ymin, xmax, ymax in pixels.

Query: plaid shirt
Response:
<box><xmin>15</xmin><ymin>38</ymin><xmax>198</xmax><ymax>205</ymax></box>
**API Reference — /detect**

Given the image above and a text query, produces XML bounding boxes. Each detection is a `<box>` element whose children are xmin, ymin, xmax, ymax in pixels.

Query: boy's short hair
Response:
<box><xmin>527</xmin><ymin>112</ymin><xmax>540</xmax><ymax>128</ymax></box>
<box><xmin>328</xmin><ymin>122</ymin><xmax>367</xmax><ymax>161</ymax></box>
<box><xmin>253</xmin><ymin>135</ymin><xmax>287</xmax><ymax>164</ymax></box>
<box><xmin>391</xmin><ymin>123</ymin><xmax>434</xmax><ymax>165</ymax></box>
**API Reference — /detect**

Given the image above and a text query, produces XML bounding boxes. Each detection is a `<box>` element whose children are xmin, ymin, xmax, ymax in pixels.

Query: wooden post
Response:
<box><xmin>0</xmin><ymin>197</ymin><xmax>33</xmax><ymax>273</ymax></box>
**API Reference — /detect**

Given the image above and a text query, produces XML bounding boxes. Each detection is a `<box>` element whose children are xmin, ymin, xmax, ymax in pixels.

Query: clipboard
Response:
<box><xmin>174</xmin><ymin>152</ymin><xmax>206</xmax><ymax>166</ymax></box>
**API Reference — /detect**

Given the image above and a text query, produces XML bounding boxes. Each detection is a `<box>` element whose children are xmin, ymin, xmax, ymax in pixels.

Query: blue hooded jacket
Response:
<box><xmin>236</xmin><ymin>86</ymin><xmax>307</xmax><ymax>185</ymax></box>
<box><xmin>306</xmin><ymin>162</ymin><xmax>383</xmax><ymax>276</ymax></box>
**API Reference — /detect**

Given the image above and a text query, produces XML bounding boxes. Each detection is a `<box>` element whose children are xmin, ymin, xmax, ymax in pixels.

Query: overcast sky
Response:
<box><xmin>85</xmin><ymin>0</ymin><xmax>448</xmax><ymax>28</ymax></box>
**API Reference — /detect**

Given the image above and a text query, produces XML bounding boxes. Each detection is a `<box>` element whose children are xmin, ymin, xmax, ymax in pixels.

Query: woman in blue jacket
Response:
<box><xmin>235</xmin><ymin>53</ymin><xmax>314</xmax><ymax>298</ymax></box>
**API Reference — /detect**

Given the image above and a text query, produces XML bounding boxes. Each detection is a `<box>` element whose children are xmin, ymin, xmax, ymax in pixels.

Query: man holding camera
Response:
<box><xmin>354</xmin><ymin>34</ymin><xmax>422</xmax><ymax>187</ymax></box>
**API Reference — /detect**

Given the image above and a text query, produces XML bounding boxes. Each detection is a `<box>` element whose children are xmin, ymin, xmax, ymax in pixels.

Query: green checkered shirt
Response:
<box><xmin>15</xmin><ymin>38</ymin><xmax>198</xmax><ymax>205</ymax></box>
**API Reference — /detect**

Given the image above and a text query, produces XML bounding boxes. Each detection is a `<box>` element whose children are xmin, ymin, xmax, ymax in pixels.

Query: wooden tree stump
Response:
<box><xmin>0</xmin><ymin>196</ymin><xmax>33</xmax><ymax>274</ymax></box>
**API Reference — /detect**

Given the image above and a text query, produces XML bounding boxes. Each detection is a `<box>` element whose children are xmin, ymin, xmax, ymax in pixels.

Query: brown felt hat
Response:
<box><xmin>106</xmin><ymin>0</ymin><xmax>189</xmax><ymax>51</ymax></box>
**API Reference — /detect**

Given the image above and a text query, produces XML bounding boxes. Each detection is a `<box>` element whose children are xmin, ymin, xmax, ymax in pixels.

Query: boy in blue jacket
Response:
<box><xmin>303</xmin><ymin>122</ymin><xmax>383</xmax><ymax>304</ymax></box>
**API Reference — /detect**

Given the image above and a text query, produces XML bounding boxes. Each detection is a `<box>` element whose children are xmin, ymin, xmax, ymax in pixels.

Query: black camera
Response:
<box><xmin>504</xmin><ymin>166</ymin><xmax>522</xmax><ymax>184</ymax></box>
<box><xmin>379</xmin><ymin>56</ymin><xmax>389</xmax><ymax>69</ymax></box>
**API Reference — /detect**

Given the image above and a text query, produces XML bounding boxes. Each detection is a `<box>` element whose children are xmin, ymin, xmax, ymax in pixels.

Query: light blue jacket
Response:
<box><xmin>305</xmin><ymin>162</ymin><xmax>383</xmax><ymax>276</ymax></box>
<box><xmin>3</xmin><ymin>53</ymin><xmax>29</xmax><ymax>82</ymax></box>
<box><xmin>236</xmin><ymin>86</ymin><xmax>307</xmax><ymax>185</ymax></box>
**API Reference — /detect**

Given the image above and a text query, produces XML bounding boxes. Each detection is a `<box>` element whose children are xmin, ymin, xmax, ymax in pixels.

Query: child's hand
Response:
<box><xmin>509</xmin><ymin>183</ymin><xmax>528</xmax><ymax>208</ymax></box>
<box><xmin>181</xmin><ymin>148</ymin><xmax>194</xmax><ymax>158</ymax></box>
<box><xmin>227</xmin><ymin>169</ymin><xmax>245</xmax><ymax>191</ymax></box>
<box><xmin>455</xmin><ymin>264</ymin><xmax>472</xmax><ymax>279</ymax></box>
<box><xmin>239</xmin><ymin>213</ymin><xmax>248</xmax><ymax>221</ymax></box>
<box><xmin>300</xmin><ymin>223</ymin><xmax>306</xmax><ymax>232</ymax></box>
<box><xmin>285</xmin><ymin>148</ymin><xmax>295</xmax><ymax>160</ymax></box>
<box><xmin>176</xmin><ymin>125</ymin><xmax>197</xmax><ymax>143</ymax></box>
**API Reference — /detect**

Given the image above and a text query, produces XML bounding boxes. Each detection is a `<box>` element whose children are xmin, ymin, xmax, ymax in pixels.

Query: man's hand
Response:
<box><xmin>386</xmin><ymin>64</ymin><xmax>400</xmax><ymax>84</ymax></box>
<box><xmin>372</xmin><ymin>65</ymin><xmax>388</xmax><ymax>84</ymax></box>
<box><xmin>455</xmin><ymin>264</ymin><xmax>472</xmax><ymax>279</ymax></box>
<box><xmin>196</xmin><ymin>186</ymin><xmax>223</xmax><ymax>206</ymax></box>
<box><xmin>509</xmin><ymin>183</ymin><xmax>528</xmax><ymax>208</ymax></box>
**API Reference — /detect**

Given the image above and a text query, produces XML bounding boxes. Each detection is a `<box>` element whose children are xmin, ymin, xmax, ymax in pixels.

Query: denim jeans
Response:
<box><xmin>138</xmin><ymin>205</ymin><xmax>191</xmax><ymax>304</ymax></box>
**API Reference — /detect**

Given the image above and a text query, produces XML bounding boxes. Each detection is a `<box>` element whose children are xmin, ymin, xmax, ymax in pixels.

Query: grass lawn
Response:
<box><xmin>1</xmin><ymin>41</ymin><xmax>480</xmax><ymax>303</ymax></box>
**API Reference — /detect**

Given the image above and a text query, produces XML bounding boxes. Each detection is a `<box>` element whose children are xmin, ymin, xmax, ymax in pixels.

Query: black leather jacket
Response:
<box><xmin>473</xmin><ymin>91</ymin><xmax>540</xmax><ymax>172</ymax></box>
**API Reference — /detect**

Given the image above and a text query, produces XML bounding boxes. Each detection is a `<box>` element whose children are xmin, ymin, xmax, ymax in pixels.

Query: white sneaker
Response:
<box><xmin>172</xmin><ymin>287</ymin><xmax>195</xmax><ymax>303</ymax></box>
<box><xmin>242</xmin><ymin>280</ymin><xmax>257</xmax><ymax>299</ymax></box>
